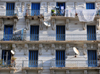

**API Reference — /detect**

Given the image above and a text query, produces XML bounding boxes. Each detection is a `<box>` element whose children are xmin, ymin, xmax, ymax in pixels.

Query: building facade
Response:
<box><xmin>0</xmin><ymin>0</ymin><xmax>100</xmax><ymax>74</ymax></box>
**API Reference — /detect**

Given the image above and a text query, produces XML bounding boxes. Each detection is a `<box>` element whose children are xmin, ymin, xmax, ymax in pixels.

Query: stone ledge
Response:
<box><xmin>0</xmin><ymin>67</ymin><xmax>16</xmax><ymax>71</ymax></box>
<box><xmin>50</xmin><ymin>67</ymin><xmax>100</xmax><ymax>70</ymax></box>
<box><xmin>22</xmin><ymin>67</ymin><xmax>43</xmax><ymax>70</ymax></box>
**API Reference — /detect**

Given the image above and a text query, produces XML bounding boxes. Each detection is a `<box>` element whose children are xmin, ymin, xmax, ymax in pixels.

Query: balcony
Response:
<box><xmin>0</xmin><ymin>10</ymin><xmax>18</xmax><ymax>16</ymax></box>
<box><xmin>0</xmin><ymin>34</ymin><xmax>99</xmax><ymax>42</ymax></box>
<box><xmin>50</xmin><ymin>60</ymin><xmax>98</xmax><ymax>68</ymax></box>
<box><xmin>1</xmin><ymin>34</ymin><xmax>25</xmax><ymax>41</ymax></box>
<box><xmin>26</xmin><ymin>9</ymin><xmax>44</xmax><ymax>16</ymax></box>
<box><xmin>51</xmin><ymin>9</ymin><xmax>65</xmax><ymax>16</ymax></box>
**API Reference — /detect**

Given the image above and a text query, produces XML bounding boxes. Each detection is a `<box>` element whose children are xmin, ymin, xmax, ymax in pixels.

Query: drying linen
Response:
<box><xmin>65</xmin><ymin>9</ymin><xmax>75</xmax><ymax>17</ymax></box>
<box><xmin>76</xmin><ymin>10</ymin><xmax>96</xmax><ymax>22</ymax></box>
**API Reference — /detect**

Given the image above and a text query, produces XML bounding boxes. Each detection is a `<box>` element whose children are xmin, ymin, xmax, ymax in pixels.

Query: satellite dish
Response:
<box><xmin>73</xmin><ymin>47</ymin><xmax>80</xmax><ymax>55</ymax></box>
<box><xmin>11</xmin><ymin>50</ymin><xmax>15</xmax><ymax>55</ymax></box>
<box><xmin>44</xmin><ymin>21</ymin><xmax>51</xmax><ymax>27</ymax></box>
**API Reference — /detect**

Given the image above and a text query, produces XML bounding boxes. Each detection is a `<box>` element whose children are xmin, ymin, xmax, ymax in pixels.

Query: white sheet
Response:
<box><xmin>76</xmin><ymin>10</ymin><xmax>97</xmax><ymax>22</ymax></box>
<box><xmin>65</xmin><ymin>9</ymin><xmax>75</xmax><ymax>17</ymax></box>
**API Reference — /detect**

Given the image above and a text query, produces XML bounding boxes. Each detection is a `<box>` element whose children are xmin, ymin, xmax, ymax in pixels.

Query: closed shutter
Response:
<box><xmin>56</xmin><ymin>50</ymin><xmax>65</xmax><ymax>67</ymax></box>
<box><xmin>31</xmin><ymin>3</ymin><xmax>40</xmax><ymax>16</ymax></box>
<box><xmin>86</xmin><ymin>3</ymin><xmax>95</xmax><ymax>9</ymax></box>
<box><xmin>4</xmin><ymin>25</ymin><xmax>13</xmax><ymax>41</ymax></box>
<box><xmin>30</xmin><ymin>26</ymin><xmax>39</xmax><ymax>41</ymax></box>
<box><xmin>29</xmin><ymin>50</ymin><xmax>38</xmax><ymax>67</ymax></box>
<box><xmin>56</xmin><ymin>26</ymin><xmax>65</xmax><ymax>41</ymax></box>
<box><xmin>87</xmin><ymin>25</ymin><xmax>96</xmax><ymax>40</ymax></box>
<box><xmin>6</xmin><ymin>3</ymin><xmax>15</xmax><ymax>16</ymax></box>
<box><xmin>88</xmin><ymin>50</ymin><xmax>97</xmax><ymax>67</ymax></box>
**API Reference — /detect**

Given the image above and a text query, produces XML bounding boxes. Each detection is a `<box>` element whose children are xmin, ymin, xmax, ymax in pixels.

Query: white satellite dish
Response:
<box><xmin>44</xmin><ymin>21</ymin><xmax>51</xmax><ymax>27</ymax></box>
<box><xmin>73</xmin><ymin>47</ymin><xmax>80</xmax><ymax>55</ymax></box>
<box><xmin>11</xmin><ymin>50</ymin><xmax>15</xmax><ymax>55</ymax></box>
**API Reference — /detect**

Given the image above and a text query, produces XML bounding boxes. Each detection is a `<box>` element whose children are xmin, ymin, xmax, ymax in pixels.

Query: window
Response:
<box><xmin>56</xmin><ymin>50</ymin><xmax>65</xmax><ymax>67</ymax></box>
<box><xmin>87</xmin><ymin>25</ymin><xmax>96</xmax><ymax>40</ymax></box>
<box><xmin>2</xmin><ymin>50</ymin><xmax>11</xmax><ymax>65</ymax></box>
<box><xmin>88</xmin><ymin>50</ymin><xmax>97</xmax><ymax>67</ymax></box>
<box><xmin>31</xmin><ymin>3</ymin><xmax>40</xmax><ymax>16</ymax></box>
<box><xmin>30</xmin><ymin>26</ymin><xmax>39</xmax><ymax>41</ymax></box>
<box><xmin>86</xmin><ymin>3</ymin><xmax>95</xmax><ymax>9</ymax></box>
<box><xmin>4</xmin><ymin>25</ymin><xmax>13</xmax><ymax>41</ymax></box>
<box><xmin>29</xmin><ymin>50</ymin><xmax>38</xmax><ymax>67</ymax></box>
<box><xmin>56</xmin><ymin>2</ymin><xmax>65</xmax><ymax>16</ymax></box>
<box><xmin>6</xmin><ymin>3</ymin><xmax>15</xmax><ymax>16</ymax></box>
<box><xmin>56</xmin><ymin>26</ymin><xmax>65</xmax><ymax>41</ymax></box>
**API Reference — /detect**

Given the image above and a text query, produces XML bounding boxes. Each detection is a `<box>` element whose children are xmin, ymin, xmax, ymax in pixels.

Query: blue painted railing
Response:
<box><xmin>6</xmin><ymin>10</ymin><xmax>18</xmax><ymax>16</ymax></box>
<box><xmin>30</xmin><ymin>34</ymin><xmax>39</xmax><ymax>41</ymax></box>
<box><xmin>3</xmin><ymin>34</ymin><xmax>24</xmax><ymax>41</ymax></box>
<box><xmin>56</xmin><ymin>34</ymin><xmax>65</xmax><ymax>41</ymax></box>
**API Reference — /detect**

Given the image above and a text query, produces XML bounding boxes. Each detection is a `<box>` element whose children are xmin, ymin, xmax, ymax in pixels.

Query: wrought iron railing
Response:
<box><xmin>0</xmin><ymin>10</ymin><xmax>18</xmax><ymax>16</ymax></box>
<box><xmin>22</xmin><ymin>60</ymin><xmax>43</xmax><ymax>67</ymax></box>
<box><xmin>2</xmin><ymin>34</ymin><xmax>25</xmax><ymax>41</ymax></box>
<box><xmin>51</xmin><ymin>60</ymin><xmax>98</xmax><ymax>67</ymax></box>
<box><xmin>51</xmin><ymin>9</ymin><xmax>65</xmax><ymax>16</ymax></box>
<box><xmin>26</xmin><ymin>9</ymin><xmax>44</xmax><ymax>16</ymax></box>
<box><xmin>0</xmin><ymin>34</ymin><xmax>99</xmax><ymax>41</ymax></box>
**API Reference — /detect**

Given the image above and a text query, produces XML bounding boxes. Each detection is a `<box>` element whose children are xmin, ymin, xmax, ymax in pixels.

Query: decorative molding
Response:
<box><xmin>0</xmin><ymin>49</ymin><xmax>2</xmax><ymax>59</ymax></box>
<box><xmin>24</xmin><ymin>44</ymin><xmax>28</xmax><ymax>55</ymax></box>
<box><xmin>97</xmin><ymin>19</ymin><xmax>100</xmax><ymax>30</ymax></box>
<box><xmin>66</xmin><ymin>70</ymin><xmax>69</xmax><ymax>74</ymax></box>
<box><xmin>82</xmin><ymin>22</ymin><xmax>86</xmax><ymax>30</ymax></box>
<box><xmin>25</xmin><ymin>19</ymin><xmax>29</xmax><ymax>30</ymax></box>
<box><xmin>66</xmin><ymin>44</ymin><xmax>70</xmax><ymax>55</ymax></box>
<box><xmin>55</xmin><ymin>44</ymin><xmax>66</xmax><ymax>49</ymax></box>
<box><xmin>10</xmin><ymin>70</ymin><xmax>14</xmax><ymax>74</ymax></box>
<box><xmin>83</xmin><ymin>44</ymin><xmax>87</xmax><ymax>55</ymax></box>
<box><xmin>14</xmin><ymin>19</ymin><xmax>18</xmax><ymax>30</ymax></box>
<box><xmin>26</xmin><ymin>2</ymin><xmax>31</xmax><ymax>9</ymax></box>
<box><xmin>40</xmin><ymin>19</ymin><xmax>43</xmax><ymax>30</ymax></box>
<box><xmin>39</xmin><ymin>44</ymin><xmax>43</xmax><ymax>55</ymax></box>
<box><xmin>1</xmin><ymin>44</ymin><xmax>11</xmax><ymax>50</ymax></box>
<box><xmin>42</xmin><ymin>44</ymin><xmax>51</xmax><ymax>52</ymax></box>
<box><xmin>28</xmin><ymin>44</ymin><xmax>39</xmax><ymax>50</ymax></box>
<box><xmin>51</xmin><ymin>44</ymin><xmax>55</xmax><ymax>55</ymax></box>
<box><xmin>0</xmin><ymin>19</ymin><xmax>3</xmax><ymax>30</ymax></box>
<box><xmin>23</xmin><ymin>70</ymin><xmax>27</xmax><ymax>74</ymax></box>
<box><xmin>51</xmin><ymin>19</ymin><xmax>55</xmax><ymax>30</ymax></box>
<box><xmin>21</xmin><ymin>2</ymin><xmax>25</xmax><ymax>12</ymax></box>
<box><xmin>38</xmin><ymin>70</ymin><xmax>42</xmax><ymax>74</ymax></box>
<box><xmin>87</xmin><ymin>44</ymin><xmax>97</xmax><ymax>49</ymax></box>
<box><xmin>66</xmin><ymin>19</ymin><xmax>69</xmax><ymax>30</ymax></box>
<box><xmin>50</xmin><ymin>70</ymin><xmax>55</xmax><ymax>74</ymax></box>
<box><xmin>84</xmin><ymin>70</ymin><xmax>87</xmax><ymax>74</ymax></box>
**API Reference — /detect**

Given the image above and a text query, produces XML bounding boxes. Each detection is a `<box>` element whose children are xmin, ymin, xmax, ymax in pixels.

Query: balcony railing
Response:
<box><xmin>51</xmin><ymin>60</ymin><xmax>98</xmax><ymax>67</ymax></box>
<box><xmin>26</xmin><ymin>9</ymin><xmax>44</xmax><ymax>16</ymax></box>
<box><xmin>22</xmin><ymin>60</ymin><xmax>43</xmax><ymax>67</ymax></box>
<box><xmin>2</xmin><ymin>34</ymin><xmax>25</xmax><ymax>41</ymax></box>
<box><xmin>51</xmin><ymin>9</ymin><xmax>65</xmax><ymax>16</ymax></box>
<box><xmin>0</xmin><ymin>10</ymin><xmax>18</xmax><ymax>16</ymax></box>
<box><xmin>0</xmin><ymin>34</ymin><xmax>99</xmax><ymax>41</ymax></box>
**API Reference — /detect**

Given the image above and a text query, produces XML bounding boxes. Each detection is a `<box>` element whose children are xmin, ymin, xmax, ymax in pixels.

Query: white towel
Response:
<box><xmin>65</xmin><ymin>9</ymin><xmax>75</xmax><ymax>17</ymax></box>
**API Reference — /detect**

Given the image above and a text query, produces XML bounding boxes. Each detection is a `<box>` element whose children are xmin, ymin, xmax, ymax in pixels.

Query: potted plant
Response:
<box><xmin>51</xmin><ymin>10</ymin><xmax>55</xmax><ymax>13</ymax></box>
<box><xmin>52</xmin><ymin>13</ymin><xmax>56</xmax><ymax>16</ymax></box>
<box><xmin>11</xmin><ymin>57</ymin><xmax>16</xmax><ymax>67</ymax></box>
<box><xmin>97</xmin><ymin>13</ymin><xmax>99</xmax><ymax>16</ymax></box>
<box><xmin>75</xmin><ymin>13</ymin><xmax>78</xmax><ymax>16</ymax></box>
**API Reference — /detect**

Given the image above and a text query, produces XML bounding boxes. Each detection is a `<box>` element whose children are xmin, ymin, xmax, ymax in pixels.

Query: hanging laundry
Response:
<box><xmin>76</xmin><ymin>9</ymin><xmax>96</xmax><ymax>22</ymax></box>
<box><xmin>65</xmin><ymin>9</ymin><xmax>75</xmax><ymax>17</ymax></box>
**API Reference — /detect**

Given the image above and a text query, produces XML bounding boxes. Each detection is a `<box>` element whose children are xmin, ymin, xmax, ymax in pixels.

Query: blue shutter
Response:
<box><xmin>2</xmin><ymin>50</ymin><xmax>11</xmax><ymax>65</ymax></box>
<box><xmin>6</xmin><ymin>3</ymin><xmax>15</xmax><ymax>16</ymax></box>
<box><xmin>56</xmin><ymin>26</ymin><xmax>65</xmax><ymax>41</ymax></box>
<box><xmin>86</xmin><ymin>3</ymin><xmax>95</xmax><ymax>9</ymax></box>
<box><xmin>29</xmin><ymin>50</ymin><xmax>38</xmax><ymax>67</ymax></box>
<box><xmin>4</xmin><ymin>25</ymin><xmax>13</xmax><ymax>41</ymax></box>
<box><xmin>87</xmin><ymin>25</ymin><xmax>96</xmax><ymax>40</ymax></box>
<box><xmin>56</xmin><ymin>50</ymin><xmax>65</xmax><ymax>67</ymax></box>
<box><xmin>30</xmin><ymin>26</ymin><xmax>39</xmax><ymax>41</ymax></box>
<box><xmin>31</xmin><ymin>3</ymin><xmax>40</xmax><ymax>16</ymax></box>
<box><xmin>88</xmin><ymin>50</ymin><xmax>97</xmax><ymax>67</ymax></box>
